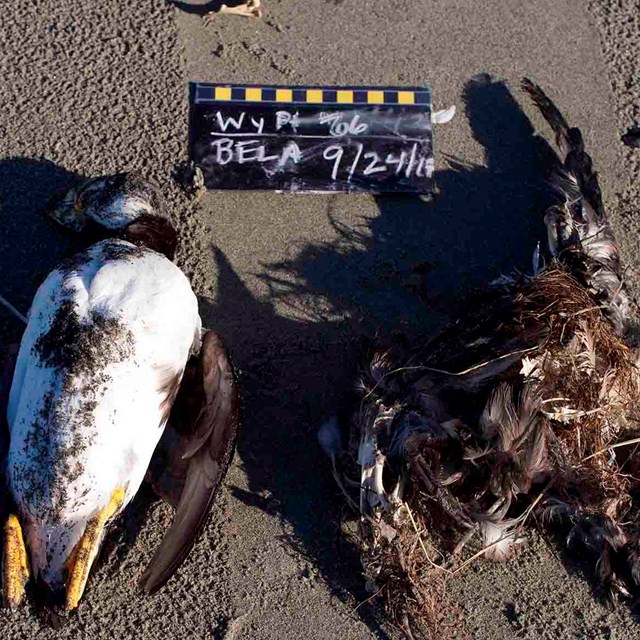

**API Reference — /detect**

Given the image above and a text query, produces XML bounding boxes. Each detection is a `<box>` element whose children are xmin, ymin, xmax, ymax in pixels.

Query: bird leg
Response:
<box><xmin>65</xmin><ymin>488</ymin><xmax>125</xmax><ymax>611</ymax></box>
<box><xmin>203</xmin><ymin>0</ymin><xmax>263</xmax><ymax>24</ymax></box>
<box><xmin>2</xmin><ymin>514</ymin><xmax>30</xmax><ymax>608</ymax></box>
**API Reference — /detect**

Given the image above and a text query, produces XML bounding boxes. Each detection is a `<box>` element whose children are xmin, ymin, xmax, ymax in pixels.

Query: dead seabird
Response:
<box><xmin>1</xmin><ymin>173</ymin><xmax>240</xmax><ymax>617</ymax></box>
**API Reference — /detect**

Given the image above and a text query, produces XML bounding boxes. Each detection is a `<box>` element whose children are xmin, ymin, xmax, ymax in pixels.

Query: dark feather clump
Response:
<box><xmin>325</xmin><ymin>79</ymin><xmax>640</xmax><ymax>639</ymax></box>
<box><xmin>121</xmin><ymin>214</ymin><xmax>178</xmax><ymax>261</ymax></box>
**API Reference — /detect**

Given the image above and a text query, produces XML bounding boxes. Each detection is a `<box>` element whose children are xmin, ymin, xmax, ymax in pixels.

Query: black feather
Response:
<box><xmin>140</xmin><ymin>331</ymin><xmax>241</xmax><ymax>595</ymax></box>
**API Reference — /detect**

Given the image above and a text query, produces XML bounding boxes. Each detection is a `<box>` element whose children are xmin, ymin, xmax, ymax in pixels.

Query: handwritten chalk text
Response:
<box><xmin>210</xmin><ymin>138</ymin><xmax>303</xmax><ymax>167</ymax></box>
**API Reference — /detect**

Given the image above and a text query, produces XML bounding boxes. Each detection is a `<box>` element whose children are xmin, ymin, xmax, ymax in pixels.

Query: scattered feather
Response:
<box><xmin>431</xmin><ymin>105</ymin><xmax>456</xmax><ymax>125</ymax></box>
<box><xmin>479</xmin><ymin>522</ymin><xmax>526</xmax><ymax>562</ymax></box>
<box><xmin>532</xmin><ymin>241</ymin><xmax>543</xmax><ymax>276</ymax></box>
<box><xmin>519</xmin><ymin>356</ymin><xmax>540</xmax><ymax>379</ymax></box>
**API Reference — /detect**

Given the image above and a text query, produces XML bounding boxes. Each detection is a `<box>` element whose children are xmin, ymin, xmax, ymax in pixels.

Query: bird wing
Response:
<box><xmin>522</xmin><ymin>78</ymin><xmax>635</xmax><ymax>340</ymax></box>
<box><xmin>140</xmin><ymin>331</ymin><xmax>241</xmax><ymax>595</ymax></box>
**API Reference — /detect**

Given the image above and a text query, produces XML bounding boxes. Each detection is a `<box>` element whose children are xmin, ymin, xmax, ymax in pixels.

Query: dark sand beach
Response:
<box><xmin>1</xmin><ymin>1</ymin><xmax>640</xmax><ymax>638</ymax></box>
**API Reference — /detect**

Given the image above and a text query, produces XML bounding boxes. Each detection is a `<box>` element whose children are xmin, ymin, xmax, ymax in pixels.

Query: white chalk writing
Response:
<box><xmin>206</xmin><ymin>108</ymin><xmax>431</xmax><ymax>185</ymax></box>
<box><xmin>214</xmin><ymin>111</ymin><xmax>265</xmax><ymax>134</ymax></box>
<box><xmin>275</xmin><ymin>111</ymin><xmax>300</xmax><ymax>132</ymax></box>
<box><xmin>210</xmin><ymin>138</ymin><xmax>302</xmax><ymax>166</ymax></box>
<box><xmin>320</xmin><ymin>142</ymin><xmax>431</xmax><ymax>181</ymax></box>
<box><xmin>215</xmin><ymin>112</ymin><xmax>245</xmax><ymax>132</ymax></box>
<box><xmin>278</xmin><ymin>141</ymin><xmax>302</xmax><ymax>166</ymax></box>
<box><xmin>323</xmin><ymin>145</ymin><xmax>344</xmax><ymax>181</ymax></box>
<box><xmin>363</xmin><ymin>152</ymin><xmax>387</xmax><ymax>176</ymax></box>
<box><xmin>319</xmin><ymin>112</ymin><xmax>368</xmax><ymax>137</ymax></box>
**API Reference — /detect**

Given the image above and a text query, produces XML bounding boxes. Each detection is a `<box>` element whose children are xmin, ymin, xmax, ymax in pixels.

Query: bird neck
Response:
<box><xmin>120</xmin><ymin>214</ymin><xmax>178</xmax><ymax>261</ymax></box>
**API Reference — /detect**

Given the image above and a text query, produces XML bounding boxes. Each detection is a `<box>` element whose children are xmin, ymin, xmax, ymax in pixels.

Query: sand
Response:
<box><xmin>1</xmin><ymin>0</ymin><xmax>640</xmax><ymax>638</ymax></box>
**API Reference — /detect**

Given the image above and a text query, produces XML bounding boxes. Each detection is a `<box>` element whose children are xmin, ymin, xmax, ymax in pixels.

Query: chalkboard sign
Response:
<box><xmin>189</xmin><ymin>83</ymin><xmax>434</xmax><ymax>194</ymax></box>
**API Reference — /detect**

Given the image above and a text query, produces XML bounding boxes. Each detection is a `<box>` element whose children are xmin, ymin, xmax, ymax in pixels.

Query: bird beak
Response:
<box><xmin>48</xmin><ymin>187</ymin><xmax>88</xmax><ymax>232</ymax></box>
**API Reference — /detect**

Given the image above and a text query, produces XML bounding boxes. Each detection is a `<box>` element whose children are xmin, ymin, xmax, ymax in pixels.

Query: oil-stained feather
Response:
<box><xmin>140</xmin><ymin>331</ymin><xmax>240</xmax><ymax>595</ymax></box>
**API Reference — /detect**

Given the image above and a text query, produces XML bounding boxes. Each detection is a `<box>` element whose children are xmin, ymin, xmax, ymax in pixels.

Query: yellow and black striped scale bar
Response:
<box><xmin>193</xmin><ymin>83</ymin><xmax>431</xmax><ymax>107</ymax></box>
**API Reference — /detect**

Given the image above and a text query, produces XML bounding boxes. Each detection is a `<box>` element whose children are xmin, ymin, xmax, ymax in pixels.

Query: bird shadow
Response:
<box><xmin>196</xmin><ymin>74</ymin><xmax>553</xmax><ymax>636</ymax></box>
<box><xmin>257</xmin><ymin>74</ymin><xmax>553</xmax><ymax>340</ymax></box>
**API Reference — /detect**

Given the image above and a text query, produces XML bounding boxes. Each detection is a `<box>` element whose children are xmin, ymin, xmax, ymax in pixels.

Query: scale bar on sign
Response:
<box><xmin>194</xmin><ymin>84</ymin><xmax>431</xmax><ymax>107</ymax></box>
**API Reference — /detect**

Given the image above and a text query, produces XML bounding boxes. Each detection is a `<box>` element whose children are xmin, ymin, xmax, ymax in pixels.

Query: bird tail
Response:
<box><xmin>522</xmin><ymin>78</ymin><xmax>636</xmax><ymax>339</ymax></box>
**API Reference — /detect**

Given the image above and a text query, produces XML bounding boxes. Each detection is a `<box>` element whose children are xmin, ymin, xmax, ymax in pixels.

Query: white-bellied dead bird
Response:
<box><xmin>0</xmin><ymin>174</ymin><xmax>240</xmax><ymax>622</ymax></box>
<box><xmin>320</xmin><ymin>79</ymin><xmax>640</xmax><ymax>639</ymax></box>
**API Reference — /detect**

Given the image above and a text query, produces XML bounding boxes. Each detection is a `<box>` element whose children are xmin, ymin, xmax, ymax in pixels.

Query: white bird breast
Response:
<box><xmin>6</xmin><ymin>239</ymin><xmax>201</xmax><ymax>580</ymax></box>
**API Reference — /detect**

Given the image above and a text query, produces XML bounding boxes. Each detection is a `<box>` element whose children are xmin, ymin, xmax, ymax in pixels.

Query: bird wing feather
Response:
<box><xmin>522</xmin><ymin>78</ymin><xmax>636</xmax><ymax>340</ymax></box>
<box><xmin>140</xmin><ymin>331</ymin><xmax>241</xmax><ymax>595</ymax></box>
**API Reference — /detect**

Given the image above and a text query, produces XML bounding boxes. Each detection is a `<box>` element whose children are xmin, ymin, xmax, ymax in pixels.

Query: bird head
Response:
<box><xmin>49</xmin><ymin>173</ymin><xmax>164</xmax><ymax>233</ymax></box>
<box><xmin>48</xmin><ymin>173</ymin><xmax>177</xmax><ymax>260</ymax></box>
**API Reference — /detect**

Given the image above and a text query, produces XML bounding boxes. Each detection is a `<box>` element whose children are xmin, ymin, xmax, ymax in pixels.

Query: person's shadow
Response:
<box><xmin>196</xmin><ymin>74</ymin><xmax>552</xmax><ymax>635</ymax></box>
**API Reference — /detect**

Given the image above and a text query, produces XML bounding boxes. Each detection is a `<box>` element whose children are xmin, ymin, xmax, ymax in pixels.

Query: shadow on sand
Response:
<box><xmin>195</xmin><ymin>74</ymin><xmax>551</xmax><ymax>634</ymax></box>
<box><xmin>0</xmin><ymin>157</ymin><xmax>86</xmax><ymax>343</ymax></box>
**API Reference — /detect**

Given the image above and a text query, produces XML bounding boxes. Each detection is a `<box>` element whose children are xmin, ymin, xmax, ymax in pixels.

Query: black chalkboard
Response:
<box><xmin>189</xmin><ymin>82</ymin><xmax>434</xmax><ymax>194</ymax></box>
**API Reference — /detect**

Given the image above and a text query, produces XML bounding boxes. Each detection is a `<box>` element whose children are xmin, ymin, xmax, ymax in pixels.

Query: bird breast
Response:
<box><xmin>6</xmin><ymin>239</ymin><xmax>201</xmax><ymax>581</ymax></box>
